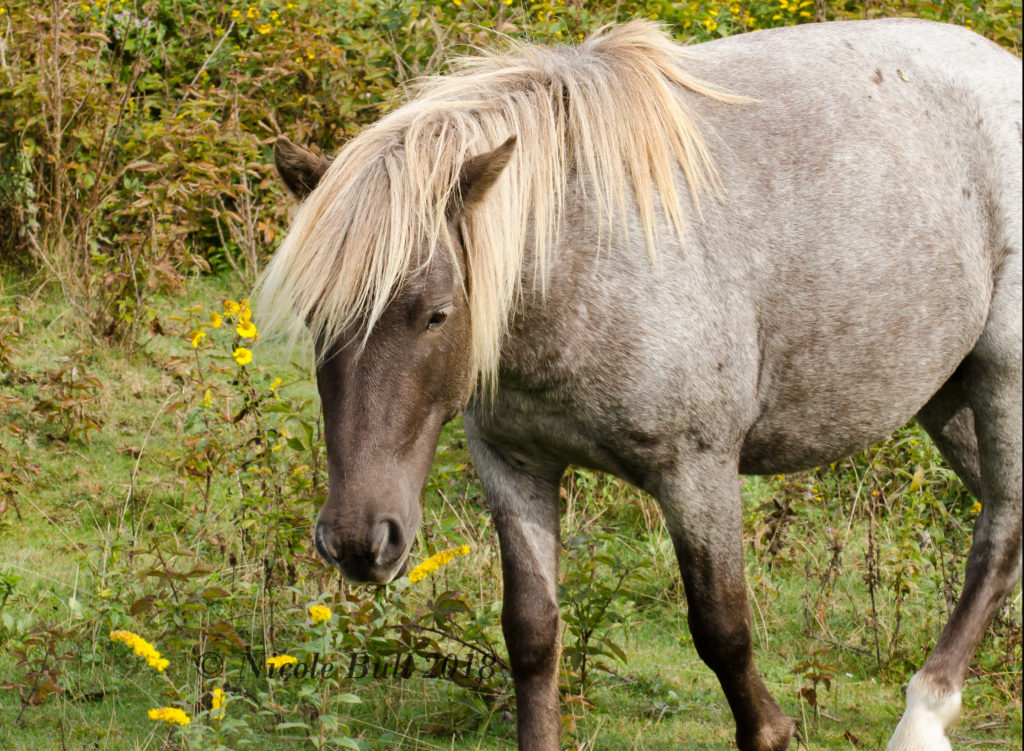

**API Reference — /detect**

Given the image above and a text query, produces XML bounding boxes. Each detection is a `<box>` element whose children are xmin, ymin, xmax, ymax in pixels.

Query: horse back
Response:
<box><xmin>668</xmin><ymin>20</ymin><xmax>1021</xmax><ymax>473</ymax></box>
<box><xmin>481</xmin><ymin>20</ymin><xmax>1021</xmax><ymax>481</ymax></box>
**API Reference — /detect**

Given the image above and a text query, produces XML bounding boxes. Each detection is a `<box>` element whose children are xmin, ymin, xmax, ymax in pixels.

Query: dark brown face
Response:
<box><xmin>273</xmin><ymin>134</ymin><xmax>516</xmax><ymax>583</ymax></box>
<box><xmin>311</xmin><ymin>246</ymin><xmax>474</xmax><ymax>583</ymax></box>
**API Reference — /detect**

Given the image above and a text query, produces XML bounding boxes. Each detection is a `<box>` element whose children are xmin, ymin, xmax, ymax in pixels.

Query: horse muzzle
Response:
<box><xmin>314</xmin><ymin>515</ymin><xmax>409</xmax><ymax>584</ymax></box>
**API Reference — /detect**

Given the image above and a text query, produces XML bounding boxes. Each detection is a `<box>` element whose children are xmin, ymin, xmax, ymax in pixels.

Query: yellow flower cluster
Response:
<box><xmin>309</xmin><ymin>604</ymin><xmax>332</xmax><ymax>624</ymax></box>
<box><xmin>266</xmin><ymin>654</ymin><xmax>298</xmax><ymax>669</ymax></box>
<box><xmin>211</xmin><ymin>687</ymin><xmax>226</xmax><ymax>719</ymax></box>
<box><xmin>186</xmin><ymin>299</ymin><xmax>258</xmax><ymax>366</ymax></box>
<box><xmin>408</xmin><ymin>545</ymin><xmax>471</xmax><ymax>583</ymax></box>
<box><xmin>148</xmin><ymin>706</ymin><xmax>191</xmax><ymax>725</ymax></box>
<box><xmin>775</xmin><ymin>0</ymin><xmax>814</xmax><ymax>21</ymax></box>
<box><xmin>231</xmin><ymin>4</ymin><xmax>285</xmax><ymax>32</ymax></box>
<box><xmin>78</xmin><ymin>0</ymin><xmax>128</xmax><ymax>28</ymax></box>
<box><xmin>109</xmin><ymin>630</ymin><xmax>169</xmax><ymax>672</ymax></box>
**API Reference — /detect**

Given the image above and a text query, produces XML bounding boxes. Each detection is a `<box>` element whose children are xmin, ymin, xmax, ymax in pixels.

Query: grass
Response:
<box><xmin>1</xmin><ymin>269</ymin><xmax>1020</xmax><ymax>750</ymax></box>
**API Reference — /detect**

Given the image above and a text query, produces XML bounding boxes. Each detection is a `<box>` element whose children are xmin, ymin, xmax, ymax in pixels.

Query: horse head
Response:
<box><xmin>272</xmin><ymin>135</ymin><xmax>515</xmax><ymax>583</ymax></box>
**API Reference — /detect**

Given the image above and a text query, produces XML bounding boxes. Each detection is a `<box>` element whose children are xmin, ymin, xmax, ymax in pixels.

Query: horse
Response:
<box><xmin>257</xmin><ymin>19</ymin><xmax>1022</xmax><ymax>751</ymax></box>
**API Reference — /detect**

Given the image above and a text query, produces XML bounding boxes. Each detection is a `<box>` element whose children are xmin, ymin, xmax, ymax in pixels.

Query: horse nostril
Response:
<box><xmin>371</xmin><ymin>517</ymin><xmax>404</xmax><ymax>566</ymax></box>
<box><xmin>314</xmin><ymin>523</ymin><xmax>339</xmax><ymax>564</ymax></box>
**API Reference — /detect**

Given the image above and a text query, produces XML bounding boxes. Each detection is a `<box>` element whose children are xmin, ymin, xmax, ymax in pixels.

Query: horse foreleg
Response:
<box><xmin>469</xmin><ymin>432</ymin><xmax>564</xmax><ymax>751</ymax></box>
<box><xmin>659</xmin><ymin>455</ymin><xmax>797</xmax><ymax>751</ymax></box>
<box><xmin>889</xmin><ymin>264</ymin><xmax>1022</xmax><ymax>751</ymax></box>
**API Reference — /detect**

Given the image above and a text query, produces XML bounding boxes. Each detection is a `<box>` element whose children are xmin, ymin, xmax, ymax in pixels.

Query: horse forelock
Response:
<box><xmin>255</xmin><ymin>20</ymin><xmax>745</xmax><ymax>392</ymax></box>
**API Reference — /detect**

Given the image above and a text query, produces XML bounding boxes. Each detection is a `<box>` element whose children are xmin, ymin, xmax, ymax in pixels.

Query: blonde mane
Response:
<box><xmin>256</xmin><ymin>21</ymin><xmax>743</xmax><ymax>391</ymax></box>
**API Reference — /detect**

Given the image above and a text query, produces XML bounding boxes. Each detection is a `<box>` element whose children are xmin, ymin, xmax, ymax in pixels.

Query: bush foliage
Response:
<box><xmin>0</xmin><ymin>0</ymin><xmax>1019</xmax><ymax>337</ymax></box>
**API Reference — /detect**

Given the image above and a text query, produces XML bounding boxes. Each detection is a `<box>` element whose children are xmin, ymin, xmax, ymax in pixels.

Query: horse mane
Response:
<box><xmin>256</xmin><ymin>20</ymin><xmax>743</xmax><ymax>391</ymax></box>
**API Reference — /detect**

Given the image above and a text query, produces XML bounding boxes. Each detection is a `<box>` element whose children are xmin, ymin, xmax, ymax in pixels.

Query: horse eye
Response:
<box><xmin>426</xmin><ymin>308</ymin><xmax>450</xmax><ymax>331</ymax></box>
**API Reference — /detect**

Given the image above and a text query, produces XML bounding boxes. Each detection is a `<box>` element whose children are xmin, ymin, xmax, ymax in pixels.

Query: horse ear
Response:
<box><xmin>458</xmin><ymin>135</ymin><xmax>516</xmax><ymax>210</ymax></box>
<box><xmin>274</xmin><ymin>136</ymin><xmax>331</xmax><ymax>199</ymax></box>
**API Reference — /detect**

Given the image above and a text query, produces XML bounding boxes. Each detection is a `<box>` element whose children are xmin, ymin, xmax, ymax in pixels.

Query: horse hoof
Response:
<box><xmin>740</xmin><ymin>716</ymin><xmax>797</xmax><ymax>751</ymax></box>
<box><xmin>886</xmin><ymin>714</ymin><xmax>954</xmax><ymax>751</ymax></box>
<box><xmin>886</xmin><ymin>673</ymin><xmax>960</xmax><ymax>751</ymax></box>
<box><xmin>886</xmin><ymin>722</ymin><xmax>953</xmax><ymax>751</ymax></box>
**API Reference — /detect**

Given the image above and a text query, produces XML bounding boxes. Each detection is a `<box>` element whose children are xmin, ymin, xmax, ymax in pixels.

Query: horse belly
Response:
<box><xmin>737</xmin><ymin>273</ymin><xmax>990</xmax><ymax>475</ymax></box>
<box><xmin>740</xmin><ymin>396</ymin><xmax>944</xmax><ymax>476</ymax></box>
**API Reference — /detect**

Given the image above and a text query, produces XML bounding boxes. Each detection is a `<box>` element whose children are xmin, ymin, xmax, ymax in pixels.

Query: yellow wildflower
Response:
<box><xmin>233</xmin><ymin>347</ymin><xmax>252</xmax><ymax>365</ymax></box>
<box><xmin>270</xmin><ymin>377</ymin><xmax>282</xmax><ymax>392</ymax></box>
<box><xmin>408</xmin><ymin>545</ymin><xmax>471</xmax><ymax>583</ymax></box>
<box><xmin>190</xmin><ymin>330</ymin><xmax>206</xmax><ymax>348</ymax></box>
<box><xmin>246</xmin><ymin>6</ymin><xmax>258</xmax><ymax>18</ymax></box>
<box><xmin>266</xmin><ymin>654</ymin><xmax>298</xmax><ymax>669</ymax></box>
<box><xmin>238</xmin><ymin>300</ymin><xmax>252</xmax><ymax>323</ymax></box>
<box><xmin>799</xmin><ymin>10</ymin><xmax>811</xmax><ymax>17</ymax></box>
<box><xmin>223</xmin><ymin>299</ymin><xmax>241</xmax><ymax>316</ymax></box>
<box><xmin>258</xmin><ymin>23</ymin><xmax>271</xmax><ymax>34</ymax></box>
<box><xmin>148</xmin><ymin>707</ymin><xmax>190</xmax><ymax>725</ymax></box>
<box><xmin>236</xmin><ymin>320</ymin><xmax>258</xmax><ymax>339</ymax></box>
<box><xmin>703</xmin><ymin>18</ymin><xmax>718</xmax><ymax>31</ymax></box>
<box><xmin>110</xmin><ymin>630</ymin><xmax>170</xmax><ymax>672</ymax></box>
<box><xmin>202</xmin><ymin>388</ymin><xmax>212</xmax><ymax>407</ymax></box>
<box><xmin>909</xmin><ymin>466</ymin><xmax>925</xmax><ymax>493</ymax></box>
<box><xmin>211</xmin><ymin>688</ymin><xmax>226</xmax><ymax>719</ymax></box>
<box><xmin>209</xmin><ymin>311</ymin><xmax>223</xmax><ymax>328</ymax></box>
<box><xmin>230</xmin><ymin>9</ymin><xmax>240</xmax><ymax>18</ymax></box>
<box><xmin>971</xmin><ymin>501</ymin><xmax>982</xmax><ymax>514</ymax></box>
<box><xmin>309</xmin><ymin>604</ymin><xmax>332</xmax><ymax>624</ymax></box>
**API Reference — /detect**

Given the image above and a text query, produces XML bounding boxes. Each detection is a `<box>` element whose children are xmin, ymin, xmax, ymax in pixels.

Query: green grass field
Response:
<box><xmin>1</xmin><ymin>270</ymin><xmax>1019</xmax><ymax>749</ymax></box>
